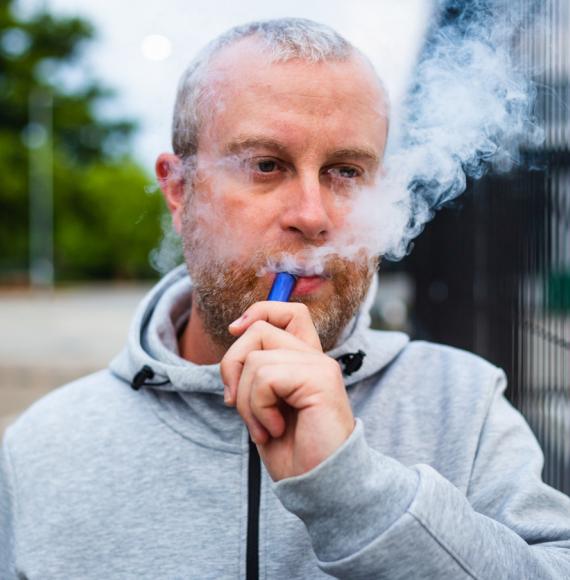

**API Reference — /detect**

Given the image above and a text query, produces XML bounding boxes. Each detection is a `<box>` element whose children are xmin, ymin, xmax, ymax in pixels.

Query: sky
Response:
<box><xmin>18</xmin><ymin>0</ymin><xmax>432</xmax><ymax>172</ymax></box>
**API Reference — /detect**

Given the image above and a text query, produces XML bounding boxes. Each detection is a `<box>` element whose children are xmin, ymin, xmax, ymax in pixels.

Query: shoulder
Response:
<box><xmin>3</xmin><ymin>370</ymin><xmax>146</xmax><ymax>460</ymax></box>
<box><xmin>404</xmin><ymin>339</ymin><xmax>505</xmax><ymax>412</ymax></box>
<box><xmin>365</xmin><ymin>328</ymin><xmax>503</xmax><ymax>378</ymax></box>
<box><xmin>401</xmin><ymin>339</ymin><xmax>502</xmax><ymax>377</ymax></box>
<box><xmin>373</xmin><ymin>332</ymin><xmax>504</xmax><ymax>379</ymax></box>
<box><xmin>365</xmin><ymin>330</ymin><xmax>506</xmax><ymax>413</ymax></box>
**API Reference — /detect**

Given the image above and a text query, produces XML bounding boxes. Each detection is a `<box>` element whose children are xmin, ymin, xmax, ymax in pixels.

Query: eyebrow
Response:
<box><xmin>224</xmin><ymin>137</ymin><xmax>289</xmax><ymax>156</ymax></box>
<box><xmin>328</xmin><ymin>147</ymin><xmax>380</xmax><ymax>165</ymax></box>
<box><xmin>223</xmin><ymin>136</ymin><xmax>380</xmax><ymax>165</ymax></box>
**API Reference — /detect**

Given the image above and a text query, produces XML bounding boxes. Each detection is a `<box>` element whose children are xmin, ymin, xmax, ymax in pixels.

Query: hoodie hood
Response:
<box><xmin>109</xmin><ymin>265</ymin><xmax>409</xmax><ymax>395</ymax></box>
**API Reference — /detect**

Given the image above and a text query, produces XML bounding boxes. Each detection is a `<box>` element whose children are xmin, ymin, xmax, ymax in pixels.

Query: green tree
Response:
<box><xmin>0</xmin><ymin>0</ymin><xmax>164</xmax><ymax>282</ymax></box>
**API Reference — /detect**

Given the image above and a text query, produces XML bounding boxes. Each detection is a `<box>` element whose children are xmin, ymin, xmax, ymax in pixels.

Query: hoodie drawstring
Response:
<box><xmin>336</xmin><ymin>351</ymin><xmax>366</xmax><ymax>376</ymax></box>
<box><xmin>131</xmin><ymin>365</ymin><xmax>170</xmax><ymax>391</ymax></box>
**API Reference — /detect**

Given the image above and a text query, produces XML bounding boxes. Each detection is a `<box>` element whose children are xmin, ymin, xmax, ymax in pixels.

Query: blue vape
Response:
<box><xmin>267</xmin><ymin>272</ymin><xmax>297</xmax><ymax>302</ymax></box>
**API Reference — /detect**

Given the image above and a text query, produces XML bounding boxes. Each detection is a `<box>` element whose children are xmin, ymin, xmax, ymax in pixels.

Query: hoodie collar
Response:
<box><xmin>109</xmin><ymin>265</ymin><xmax>409</xmax><ymax>393</ymax></box>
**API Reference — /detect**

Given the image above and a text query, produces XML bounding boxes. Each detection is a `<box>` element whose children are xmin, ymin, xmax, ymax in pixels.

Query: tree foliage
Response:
<box><xmin>0</xmin><ymin>0</ymin><xmax>164</xmax><ymax>281</ymax></box>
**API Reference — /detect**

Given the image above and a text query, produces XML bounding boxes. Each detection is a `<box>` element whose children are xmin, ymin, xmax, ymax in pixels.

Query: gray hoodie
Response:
<box><xmin>1</xmin><ymin>265</ymin><xmax>570</xmax><ymax>579</ymax></box>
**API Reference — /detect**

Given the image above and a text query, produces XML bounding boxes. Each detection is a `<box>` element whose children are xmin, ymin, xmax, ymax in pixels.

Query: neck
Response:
<box><xmin>178</xmin><ymin>299</ymin><xmax>227</xmax><ymax>365</ymax></box>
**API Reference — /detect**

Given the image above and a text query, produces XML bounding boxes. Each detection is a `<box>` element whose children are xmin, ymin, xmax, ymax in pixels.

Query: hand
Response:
<box><xmin>220</xmin><ymin>301</ymin><xmax>355</xmax><ymax>481</ymax></box>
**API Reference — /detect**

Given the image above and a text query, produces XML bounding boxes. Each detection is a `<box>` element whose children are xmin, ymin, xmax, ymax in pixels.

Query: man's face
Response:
<box><xmin>181</xmin><ymin>39</ymin><xmax>388</xmax><ymax>350</ymax></box>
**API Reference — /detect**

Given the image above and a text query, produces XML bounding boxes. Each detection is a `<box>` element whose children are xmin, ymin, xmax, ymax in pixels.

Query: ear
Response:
<box><xmin>156</xmin><ymin>153</ymin><xmax>186</xmax><ymax>234</ymax></box>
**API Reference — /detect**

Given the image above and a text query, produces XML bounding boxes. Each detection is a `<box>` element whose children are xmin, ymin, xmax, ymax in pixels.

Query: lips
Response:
<box><xmin>291</xmin><ymin>276</ymin><xmax>326</xmax><ymax>296</ymax></box>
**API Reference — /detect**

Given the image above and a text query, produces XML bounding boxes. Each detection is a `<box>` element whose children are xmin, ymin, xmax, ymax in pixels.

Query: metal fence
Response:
<box><xmin>402</xmin><ymin>0</ymin><xmax>570</xmax><ymax>494</ymax></box>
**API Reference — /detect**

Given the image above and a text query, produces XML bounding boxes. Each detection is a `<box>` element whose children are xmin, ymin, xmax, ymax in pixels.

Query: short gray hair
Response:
<box><xmin>172</xmin><ymin>18</ymin><xmax>356</xmax><ymax>158</ymax></box>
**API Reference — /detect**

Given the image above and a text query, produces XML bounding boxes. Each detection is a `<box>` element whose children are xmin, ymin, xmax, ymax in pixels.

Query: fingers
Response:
<box><xmin>221</xmin><ymin>320</ymin><xmax>314</xmax><ymax>404</ymax></box>
<box><xmin>237</xmin><ymin>359</ymin><xmax>287</xmax><ymax>445</ymax></box>
<box><xmin>228</xmin><ymin>301</ymin><xmax>322</xmax><ymax>351</ymax></box>
<box><xmin>234</xmin><ymin>350</ymin><xmax>289</xmax><ymax>444</ymax></box>
<box><xmin>220</xmin><ymin>300</ymin><xmax>331</xmax><ymax>444</ymax></box>
<box><xmin>240</xmin><ymin>364</ymin><xmax>290</xmax><ymax>445</ymax></box>
<box><xmin>234</xmin><ymin>349</ymin><xmax>341</xmax><ymax>445</ymax></box>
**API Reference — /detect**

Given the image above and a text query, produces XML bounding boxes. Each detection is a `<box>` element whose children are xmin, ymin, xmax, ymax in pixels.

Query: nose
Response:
<box><xmin>280</xmin><ymin>175</ymin><xmax>333</xmax><ymax>241</ymax></box>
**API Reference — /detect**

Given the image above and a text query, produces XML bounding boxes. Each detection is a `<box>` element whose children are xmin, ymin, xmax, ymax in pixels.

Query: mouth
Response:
<box><xmin>291</xmin><ymin>275</ymin><xmax>327</xmax><ymax>297</ymax></box>
<box><xmin>260</xmin><ymin>253</ymin><xmax>334</xmax><ymax>297</ymax></box>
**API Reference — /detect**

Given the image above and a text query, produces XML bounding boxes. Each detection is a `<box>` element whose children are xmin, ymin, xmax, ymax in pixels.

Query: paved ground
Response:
<box><xmin>0</xmin><ymin>284</ymin><xmax>151</xmax><ymax>437</ymax></box>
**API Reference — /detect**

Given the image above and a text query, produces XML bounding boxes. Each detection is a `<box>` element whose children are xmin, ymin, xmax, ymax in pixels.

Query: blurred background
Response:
<box><xmin>1</xmin><ymin>0</ymin><xmax>568</xmax><ymax>494</ymax></box>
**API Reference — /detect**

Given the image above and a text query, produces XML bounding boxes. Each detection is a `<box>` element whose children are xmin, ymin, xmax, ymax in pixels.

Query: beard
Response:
<box><xmin>180</xmin><ymin>198</ymin><xmax>377</xmax><ymax>353</ymax></box>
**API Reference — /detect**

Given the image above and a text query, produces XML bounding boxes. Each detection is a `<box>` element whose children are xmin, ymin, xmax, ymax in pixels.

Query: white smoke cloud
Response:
<box><xmin>376</xmin><ymin>0</ymin><xmax>544</xmax><ymax>260</ymax></box>
<box><xmin>149</xmin><ymin>212</ymin><xmax>183</xmax><ymax>275</ymax></box>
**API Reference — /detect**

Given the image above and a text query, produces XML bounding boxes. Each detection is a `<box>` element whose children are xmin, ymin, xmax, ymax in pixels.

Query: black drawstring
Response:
<box><xmin>336</xmin><ymin>350</ymin><xmax>366</xmax><ymax>376</ymax></box>
<box><xmin>131</xmin><ymin>365</ymin><xmax>170</xmax><ymax>391</ymax></box>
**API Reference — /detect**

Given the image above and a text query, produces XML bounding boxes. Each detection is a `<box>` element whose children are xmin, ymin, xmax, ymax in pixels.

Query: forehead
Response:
<box><xmin>199</xmin><ymin>37</ymin><xmax>388</xmax><ymax>155</ymax></box>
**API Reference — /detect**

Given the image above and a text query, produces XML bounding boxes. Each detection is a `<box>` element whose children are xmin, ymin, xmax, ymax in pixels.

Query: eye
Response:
<box><xmin>256</xmin><ymin>159</ymin><xmax>279</xmax><ymax>173</ymax></box>
<box><xmin>327</xmin><ymin>165</ymin><xmax>362</xmax><ymax>179</ymax></box>
<box><xmin>338</xmin><ymin>166</ymin><xmax>359</xmax><ymax>178</ymax></box>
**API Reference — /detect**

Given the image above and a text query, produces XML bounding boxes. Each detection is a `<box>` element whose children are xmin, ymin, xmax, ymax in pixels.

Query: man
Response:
<box><xmin>1</xmin><ymin>18</ymin><xmax>570</xmax><ymax>580</ymax></box>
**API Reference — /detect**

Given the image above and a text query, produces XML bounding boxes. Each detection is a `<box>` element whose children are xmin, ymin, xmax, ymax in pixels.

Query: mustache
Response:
<box><xmin>251</xmin><ymin>245</ymin><xmax>373</xmax><ymax>279</ymax></box>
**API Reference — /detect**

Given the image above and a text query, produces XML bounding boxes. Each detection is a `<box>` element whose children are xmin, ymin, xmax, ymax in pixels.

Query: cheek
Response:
<box><xmin>193</xmin><ymin>199</ymin><xmax>272</xmax><ymax>262</ymax></box>
<box><xmin>329</xmin><ymin>197</ymin><xmax>353</xmax><ymax>230</ymax></box>
<box><xmin>223</xmin><ymin>193</ymin><xmax>282</xmax><ymax>233</ymax></box>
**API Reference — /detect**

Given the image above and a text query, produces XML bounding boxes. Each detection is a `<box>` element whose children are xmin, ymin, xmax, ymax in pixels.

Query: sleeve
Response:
<box><xmin>0</xmin><ymin>435</ymin><xmax>18</xmax><ymax>580</ymax></box>
<box><xmin>271</xmin><ymin>371</ymin><xmax>570</xmax><ymax>579</ymax></box>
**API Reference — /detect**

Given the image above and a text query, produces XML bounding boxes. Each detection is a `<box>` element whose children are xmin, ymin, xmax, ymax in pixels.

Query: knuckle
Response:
<box><xmin>244</xmin><ymin>350</ymin><xmax>263</xmax><ymax>368</ymax></box>
<box><xmin>250</xmin><ymin>319</ymin><xmax>268</xmax><ymax>333</ymax></box>
<box><xmin>249</xmin><ymin>390</ymin><xmax>262</xmax><ymax>414</ymax></box>
<box><xmin>254</xmin><ymin>365</ymin><xmax>272</xmax><ymax>385</ymax></box>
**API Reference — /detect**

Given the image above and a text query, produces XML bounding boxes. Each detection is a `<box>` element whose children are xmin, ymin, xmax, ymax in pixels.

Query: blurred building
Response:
<box><xmin>391</xmin><ymin>0</ymin><xmax>570</xmax><ymax>494</ymax></box>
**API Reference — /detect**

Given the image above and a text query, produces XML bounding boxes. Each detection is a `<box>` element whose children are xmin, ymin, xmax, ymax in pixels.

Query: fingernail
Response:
<box><xmin>223</xmin><ymin>385</ymin><xmax>231</xmax><ymax>404</ymax></box>
<box><xmin>229</xmin><ymin>314</ymin><xmax>246</xmax><ymax>328</ymax></box>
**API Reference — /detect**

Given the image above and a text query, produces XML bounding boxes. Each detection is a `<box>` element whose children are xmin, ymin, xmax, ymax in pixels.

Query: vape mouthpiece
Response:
<box><xmin>267</xmin><ymin>272</ymin><xmax>297</xmax><ymax>302</ymax></box>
